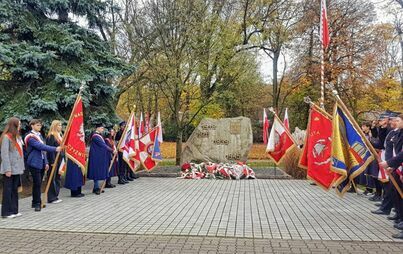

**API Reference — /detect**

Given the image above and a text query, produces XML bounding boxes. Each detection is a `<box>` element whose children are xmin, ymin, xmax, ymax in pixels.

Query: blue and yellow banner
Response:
<box><xmin>331</xmin><ymin>103</ymin><xmax>374</xmax><ymax>195</ymax></box>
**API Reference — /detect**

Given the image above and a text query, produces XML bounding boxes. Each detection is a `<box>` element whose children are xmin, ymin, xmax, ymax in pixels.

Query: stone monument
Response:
<box><xmin>181</xmin><ymin>117</ymin><xmax>253</xmax><ymax>164</ymax></box>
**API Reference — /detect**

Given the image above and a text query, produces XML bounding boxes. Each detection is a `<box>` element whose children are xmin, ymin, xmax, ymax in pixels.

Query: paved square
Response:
<box><xmin>0</xmin><ymin>178</ymin><xmax>401</xmax><ymax>243</ymax></box>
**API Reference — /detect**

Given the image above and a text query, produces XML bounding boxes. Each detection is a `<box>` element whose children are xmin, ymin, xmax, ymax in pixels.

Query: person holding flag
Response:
<box><xmin>25</xmin><ymin>119</ymin><xmax>62</xmax><ymax>211</ymax></box>
<box><xmin>59</xmin><ymin>93</ymin><xmax>87</xmax><ymax>198</ymax></box>
<box><xmin>45</xmin><ymin>120</ymin><xmax>64</xmax><ymax>204</ymax></box>
<box><xmin>371</xmin><ymin>113</ymin><xmax>400</xmax><ymax>215</ymax></box>
<box><xmin>115</xmin><ymin>121</ymin><xmax>131</xmax><ymax>184</ymax></box>
<box><xmin>104</xmin><ymin>128</ymin><xmax>118</xmax><ymax>189</ymax></box>
<box><xmin>87</xmin><ymin>124</ymin><xmax>115</xmax><ymax>195</ymax></box>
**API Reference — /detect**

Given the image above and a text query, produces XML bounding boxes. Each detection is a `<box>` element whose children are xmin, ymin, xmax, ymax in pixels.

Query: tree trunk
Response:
<box><xmin>272</xmin><ymin>50</ymin><xmax>280</xmax><ymax>111</ymax></box>
<box><xmin>175</xmin><ymin>128</ymin><xmax>183</xmax><ymax>165</ymax></box>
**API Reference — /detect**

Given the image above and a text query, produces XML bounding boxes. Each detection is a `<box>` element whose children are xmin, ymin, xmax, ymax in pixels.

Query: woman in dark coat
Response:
<box><xmin>46</xmin><ymin>120</ymin><xmax>64</xmax><ymax>203</ymax></box>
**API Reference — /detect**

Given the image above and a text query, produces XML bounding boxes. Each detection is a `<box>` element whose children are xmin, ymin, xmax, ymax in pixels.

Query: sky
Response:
<box><xmin>258</xmin><ymin>0</ymin><xmax>398</xmax><ymax>83</ymax></box>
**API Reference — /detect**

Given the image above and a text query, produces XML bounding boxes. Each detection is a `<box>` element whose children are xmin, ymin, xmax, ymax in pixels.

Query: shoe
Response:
<box><xmin>34</xmin><ymin>207</ymin><xmax>41</xmax><ymax>212</ymax></box>
<box><xmin>118</xmin><ymin>180</ymin><xmax>126</xmax><ymax>185</ymax></box>
<box><xmin>13</xmin><ymin>213</ymin><xmax>22</xmax><ymax>217</ymax></box>
<box><xmin>369</xmin><ymin>195</ymin><xmax>382</xmax><ymax>202</ymax></box>
<box><xmin>71</xmin><ymin>193</ymin><xmax>85</xmax><ymax>198</ymax></box>
<box><xmin>392</xmin><ymin>232</ymin><xmax>403</xmax><ymax>239</ymax></box>
<box><xmin>2</xmin><ymin>214</ymin><xmax>16</xmax><ymax>219</ymax></box>
<box><xmin>362</xmin><ymin>190</ymin><xmax>373</xmax><ymax>196</ymax></box>
<box><xmin>310</xmin><ymin>182</ymin><xmax>317</xmax><ymax>186</ymax></box>
<box><xmin>133</xmin><ymin>175</ymin><xmax>139</xmax><ymax>179</ymax></box>
<box><xmin>105</xmin><ymin>184</ymin><xmax>114</xmax><ymax>188</ymax></box>
<box><xmin>387</xmin><ymin>214</ymin><xmax>398</xmax><ymax>221</ymax></box>
<box><xmin>371</xmin><ymin>209</ymin><xmax>390</xmax><ymax>215</ymax></box>
<box><xmin>50</xmin><ymin>199</ymin><xmax>62</xmax><ymax>204</ymax></box>
<box><xmin>374</xmin><ymin>203</ymin><xmax>382</xmax><ymax>207</ymax></box>
<box><xmin>394</xmin><ymin>222</ymin><xmax>403</xmax><ymax>230</ymax></box>
<box><xmin>127</xmin><ymin>178</ymin><xmax>134</xmax><ymax>181</ymax></box>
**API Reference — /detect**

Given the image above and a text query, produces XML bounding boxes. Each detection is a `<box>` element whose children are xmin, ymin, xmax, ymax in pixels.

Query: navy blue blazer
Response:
<box><xmin>25</xmin><ymin>132</ymin><xmax>57</xmax><ymax>170</ymax></box>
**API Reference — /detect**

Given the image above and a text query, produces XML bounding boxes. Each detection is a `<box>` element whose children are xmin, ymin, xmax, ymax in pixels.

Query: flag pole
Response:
<box><xmin>320</xmin><ymin>41</ymin><xmax>325</xmax><ymax>108</ymax></box>
<box><xmin>42</xmin><ymin>84</ymin><xmax>85</xmax><ymax>207</ymax></box>
<box><xmin>100</xmin><ymin>106</ymin><xmax>136</xmax><ymax>193</ymax></box>
<box><xmin>328</xmin><ymin>88</ymin><xmax>403</xmax><ymax>198</ymax></box>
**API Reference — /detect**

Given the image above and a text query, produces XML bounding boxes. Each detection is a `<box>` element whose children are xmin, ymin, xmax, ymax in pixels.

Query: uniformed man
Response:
<box><xmin>87</xmin><ymin>124</ymin><xmax>115</xmax><ymax>195</ymax></box>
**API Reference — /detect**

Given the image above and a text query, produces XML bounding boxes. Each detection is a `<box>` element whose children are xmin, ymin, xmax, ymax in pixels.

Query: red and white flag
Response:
<box><xmin>64</xmin><ymin>95</ymin><xmax>86</xmax><ymax>174</ymax></box>
<box><xmin>320</xmin><ymin>0</ymin><xmax>330</xmax><ymax>49</ymax></box>
<box><xmin>157</xmin><ymin>111</ymin><xmax>163</xmax><ymax>143</ymax></box>
<box><xmin>263</xmin><ymin>109</ymin><xmax>270</xmax><ymax>145</ymax></box>
<box><xmin>138</xmin><ymin>112</ymin><xmax>145</xmax><ymax>138</ymax></box>
<box><xmin>299</xmin><ymin>105</ymin><xmax>339</xmax><ymax>189</ymax></box>
<box><xmin>119</xmin><ymin>113</ymin><xmax>140</xmax><ymax>171</ymax></box>
<box><xmin>377</xmin><ymin>150</ymin><xmax>388</xmax><ymax>182</ymax></box>
<box><xmin>139</xmin><ymin>127</ymin><xmax>161</xmax><ymax>171</ymax></box>
<box><xmin>266</xmin><ymin>115</ymin><xmax>296</xmax><ymax>165</ymax></box>
<box><xmin>283</xmin><ymin>108</ymin><xmax>290</xmax><ymax>130</ymax></box>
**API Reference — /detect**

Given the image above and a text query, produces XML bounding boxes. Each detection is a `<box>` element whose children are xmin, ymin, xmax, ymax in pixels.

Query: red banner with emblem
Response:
<box><xmin>64</xmin><ymin>95</ymin><xmax>86</xmax><ymax>173</ymax></box>
<box><xmin>299</xmin><ymin>105</ymin><xmax>338</xmax><ymax>189</ymax></box>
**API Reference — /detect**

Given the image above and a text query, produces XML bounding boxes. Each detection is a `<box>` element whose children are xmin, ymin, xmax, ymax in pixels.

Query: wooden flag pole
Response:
<box><xmin>100</xmin><ymin>107</ymin><xmax>136</xmax><ymax>193</ymax></box>
<box><xmin>329</xmin><ymin>88</ymin><xmax>403</xmax><ymax>198</ymax></box>
<box><xmin>42</xmin><ymin>87</ymin><xmax>84</xmax><ymax>207</ymax></box>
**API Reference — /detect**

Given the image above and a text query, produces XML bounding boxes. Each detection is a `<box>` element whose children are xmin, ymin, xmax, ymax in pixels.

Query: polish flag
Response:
<box><xmin>138</xmin><ymin>112</ymin><xmax>145</xmax><ymax>138</ymax></box>
<box><xmin>157</xmin><ymin>112</ymin><xmax>163</xmax><ymax>143</ymax></box>
<box><xmin>283</xmin><ymin>108</ymin><xmax>290</xmax><ymax>130</ymax></box>
<box><xmin>320</xmin><ymin>0</ymin><xmax>330</xmax><ymax>49</ymax></box>
<box><xmin>266</xmin><ymin>115</ymin><xmax>296</xmax><ymax>165</ymax></box>
<box><xmin>263</xmin><ymin>109</ymin><xmax>270</xmax><ymax>145</ymax></box>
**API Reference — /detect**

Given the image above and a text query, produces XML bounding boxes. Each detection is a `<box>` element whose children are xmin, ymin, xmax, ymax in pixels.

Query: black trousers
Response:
<box><xmin>374</xmin><ymin>179</ymin><xmax>382</xmax><ymax>196</ymax></box>
<box><xmin>391</xmin><ymin>172</ymin><xmax>403</xmax><ymax>220</ymax></box>
<box><xmin>1</xmin><ymin>175</ymin><xmax>19</xmax><ymax>216</ymax></box>
<box><xmin>47</xmin><ymin>169</ymin><xmax>61</xmax><ymax>203</ymax></box>
<box><xmin>118</xmin><ymin>152</ymin><xmax>127</xmax><ymax>177</ymax></box>
<box><xmin>380</xmin><ymin>181</ymin><xmax>395</xmax><ymax>213</ymax></box>
<box><xmin>29</xmin><ymin>167</ymin><xmax>44</xmax><ymax>207</ymax></box>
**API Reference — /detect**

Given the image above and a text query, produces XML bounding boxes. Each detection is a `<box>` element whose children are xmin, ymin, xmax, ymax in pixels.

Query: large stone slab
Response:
<box><xmin>181</xmin><ymin>117</ymin><xmax>253</xmax><ymax>163</ymax></box>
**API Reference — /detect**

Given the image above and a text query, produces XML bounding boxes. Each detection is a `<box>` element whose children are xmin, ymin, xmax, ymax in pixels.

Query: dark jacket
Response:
<box><xmin>25</xmin><ymin>132</ymin><xmax>56</xmax><ymax>170</ymax></box>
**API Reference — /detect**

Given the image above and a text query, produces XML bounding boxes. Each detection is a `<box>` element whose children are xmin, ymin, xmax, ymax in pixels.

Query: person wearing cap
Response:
<box><xmin>371</xmin><ymin>112</ymin><xmax>400</xmax><ymax>216</ymax></box>
<box><xmin>115</xmin><ymin>121</ymin><xmax>129</xmax><ymax>184</ymax></box>
<box><xmin>87</xmin><ymin>123</ymin><xmax>115</xmax><ymax>195</ymax></box>
<box><xmin>368</xmin><ymin>113</ymin><xmax>392</xmax><ymax>202</ymax></box>
<box><xmin>379</xmin><ymin>113</ymin><xmax>403</xmax><ymax>239</ymax></box>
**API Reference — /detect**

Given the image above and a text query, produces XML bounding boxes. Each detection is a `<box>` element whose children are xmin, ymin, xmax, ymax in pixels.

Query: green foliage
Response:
<box><xmin>0</xmin><ymin>0</ymin><xmax>130</xmax><ymax>132</ymax></box>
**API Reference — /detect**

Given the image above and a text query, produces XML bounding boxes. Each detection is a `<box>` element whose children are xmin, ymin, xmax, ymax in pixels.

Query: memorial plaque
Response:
<box><xmin>181</xmin><ymin>117</ymin><xmax>253</xmax><ymax>163</ymax></box>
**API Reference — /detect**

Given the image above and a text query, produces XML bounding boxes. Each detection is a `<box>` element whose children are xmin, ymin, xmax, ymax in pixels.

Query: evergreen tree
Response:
<box><xmin>0</xmin><ymin>0</ymin><xmax>130</xmax><ymax>132</ymax></box>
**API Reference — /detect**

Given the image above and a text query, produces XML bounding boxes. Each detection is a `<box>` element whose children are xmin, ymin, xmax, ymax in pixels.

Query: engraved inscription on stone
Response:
<box><xmin>230</xmin><ymin>122</ymin><xmax>241</xmax><ymax>134</ymax></box>
<box><xmin>213</xmin><ymin>139</ymin><xmax>229</xmax><ymax>145</ymax></box>
<box><xmin>196</xmin><ymin>131</ymin><xmax>209</xmax><ymax>138</ymax></box>
<box><xmin>201</xmin><ymin>124</ymin><xmax>217</xmax><ymax>131</ymax></box>
<box><xmin>181</xmin><ymin>117</ymin><xmax>253</xmax><ymax>163</ymax></box>
<box><xmin>225</xmin><ymin>153</ymin><xmax>241</xmax><ymax>161</ymax></box>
